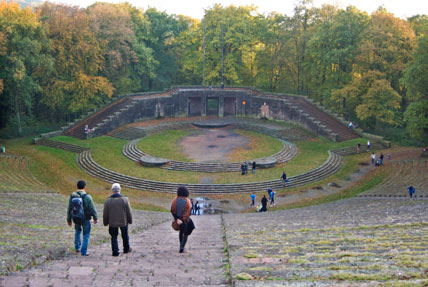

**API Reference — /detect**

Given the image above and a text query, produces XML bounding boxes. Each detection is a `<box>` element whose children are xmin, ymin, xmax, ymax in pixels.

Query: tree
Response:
<box><xmin>254</xmin><ymin>13</ymin><xmax>291</xmax><ymax>92</ymax></box>
<box><xmin>0</xmin><ymin>1</ymin><xmax>52</xmax><ymax>133</ymax></box>
<box><xmin>332</xmin><ymin>70</ymin><xmax>401</xmax><ymax>129</ymax></box>
<box><xmin>174</xmin><ymin>15</ymin><xmax>203</xmax><ymax>85</ymax></box>
<box><xmin>355</xmin><ymin>10</ymin><xmax>416</xmax><ymax>95</ymax></box>
<box><xmin>202</xmin><ymin>4</ymin><xmax>259</xmax><ymax>86</ymax></box>
<box><xmin>37</xmin><ymin>3</ymin><xmax>113</xmax><ymax>118</ymax></box>
<box><xmin>143</xmin><ymin>8</ymin><xmax>182</xmax><ymax>90</ymax></box>
<box><xmin>306</xmin><ymin>5</ymin><xmax>369</xmax><ymax>104</ymax></box>
<box><xmin>87</xmin><ymin>2</ymin><xmax>147</xmax><ymax>94</ymax></box>
<box><xmin>402</xmin><ymin>35</ymin><xmax>428</xmax><ymax>141</ymax></box>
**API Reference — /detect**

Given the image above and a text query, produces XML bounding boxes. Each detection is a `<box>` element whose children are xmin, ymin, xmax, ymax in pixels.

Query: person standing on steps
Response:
<box><xmin>379</xmin><ymin>153</ymin><xmax>384</xmax><ymax>166</ymax></box>
<box><xmin>171</xmin><ymin>186</ymin><xmax>193</xmax><ymax>253</ymax></box>
<box><xmin>367</xmin><ymin>140</ymin><xmax>371</xmax><ymax>152</ymax></box>
<box><xmin>260</xmin><ymin>195</ymin><xmax>268</xmax><ymax>212</ymax></box>
<box><xmin>371</xmin><ymin>152</ymin><xmax>376</xmax><ymax>165</ymax></box>
<box><xmin>195</xmin><ymin>201</ymin><xmax>200</xmax><ymax>215</ymax></box>
<box><xmin>103</xmin><ymin>183</ymin><xmax>133</xmax><ymax>257</ymax></box>
<box><xmin>67</xmin><ymin>180</ymin><xmax>98</xmax><ymax>256</ymax></box>
<box><xmin>250</xmin><ymin>193</ymin><xmax>256</xmax><ymax>207</ymax></box>
<box><xmin>270</xmin><ymin>189</ymin><xmax>276</xmax><ymax>206</ymax></box>
<box><xmin>408</xmin><ymin>186</ymin><xmax>416</xmax><ymax>198</ymax></box>
<box><xmin>357</xmin><ymin>143</ymin><xmax>361</xmax><ymax>154</ymax></box>
<box><xmin>252</xmin><ymin>161</ymin><xmax>256</xmax><ymax>174</ymax></box>
<box><xmin>281</xmin><ymin>171</ymin><xmax>287</xmax><ymax>186</ymax></box>
<box><xmin>190</xmin><ymin>198</ymin><xmax>195</xmax><ymax>215</ymax></box>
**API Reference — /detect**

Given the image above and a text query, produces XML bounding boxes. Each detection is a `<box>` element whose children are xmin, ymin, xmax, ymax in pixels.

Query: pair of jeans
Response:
<box><xmin>109</xmin><ymin>225</ymin><xmax>130</xmax><ymax>255</ymax></box>
<box><xmin>75</xmin><ymin>220</ymin><xmax>91</xmax><ymax>255</ymax></box>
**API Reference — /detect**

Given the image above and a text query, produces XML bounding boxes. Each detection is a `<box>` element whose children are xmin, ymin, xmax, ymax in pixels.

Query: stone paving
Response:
<box><xmin>0</xmin><ymin>193</ymin><xmax>170</xmax><ymax>276</ymax></box>
<box><xmin>0</xmin><ymin>214</ymin><xmax>228</xmax><ymax>287</ymax></box>
<box><xmin>223</xmin><ymin>198</ymin><xmax>428</xmax><ymax>286</ymax></box>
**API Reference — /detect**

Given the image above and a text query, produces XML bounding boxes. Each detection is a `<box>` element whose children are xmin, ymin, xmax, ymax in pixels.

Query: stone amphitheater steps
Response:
<box><xmin>64</xmin><ymin>97</ymin><xmax>138</xmax><ymax>139</ymax></box>
<box><xmin>108</xmin><ymin>126</ymin><xmax>148</xmax><ymax>140</ymax></box>
<box><xmin>224</xmin><ymin>197</ymin><xmax>428</xmax><ymax>286</ymax></box>
<box><xmin>286</xmin><ymin>97</ymin><xmax>359</xmax><ymax>142</ymax></box>
<box><xmin>123</xmin><ymin>139</ymin><xmax>297</xmax><ymax>173</ymax></box>
<box><xmin>77</xmin><ymin>148</ymin><xmax>344</xmax><ymax>194</ymax></box>
<box><xmin>36</xmin><ymin>138</ymin><xmax>90</xmax><ymax>153</ymax></box>
<box><xmin>0</xmin><ymin>154</ymin><xmax>51</xmax><ymax>193</ymax></box>
<box><xmin>359</xmin><ymin>159</ymin><xmax>428</xmax><ymax>198</ymax></box>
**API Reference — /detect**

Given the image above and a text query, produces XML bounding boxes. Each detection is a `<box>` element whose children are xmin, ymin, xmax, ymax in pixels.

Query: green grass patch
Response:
<box><xmin>138</xmin><ymin>130</ymin><xmax>193</xmax><ymax>162</ymax></box>
<box><xmin>227</xmin><ymin>129</ymin><xmax>283</xmax><ymax>161</ymax></box>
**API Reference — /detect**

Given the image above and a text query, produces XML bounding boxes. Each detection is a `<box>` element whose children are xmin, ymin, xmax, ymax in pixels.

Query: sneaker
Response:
<box><xmin>124</xmin><ymin>248</ymin><xmax>132</xmax><ymax>254</ymax></box>
<box><xmin>75</xmin><ymin>249</ymin><xmax>80</xmax><ymax>253</ymax></box>
<box><xmin>81</xmin><ymin>253</ymin><xmax>90</xmax><ymax>256</ymax></box>
<box><xmin>179</xmin><ymin>248</ymin><xmax>184</xmax><ymax>253</ymax></box>
<box><xmin>112</xmin><ymin>253</ymin><xmax>119</xmax><ymax>257</ymax></box>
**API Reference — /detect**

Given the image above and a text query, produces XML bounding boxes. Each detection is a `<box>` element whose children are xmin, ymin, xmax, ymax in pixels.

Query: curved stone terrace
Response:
<box><xmin>76</xmin><ymin>148</ymin><xmax>344</xmax><ymax>194</ymax></box>
<box><xmin>119</xmin><ymin>117</ymin><xmax>298</xmax><ymax>172</ymax></box>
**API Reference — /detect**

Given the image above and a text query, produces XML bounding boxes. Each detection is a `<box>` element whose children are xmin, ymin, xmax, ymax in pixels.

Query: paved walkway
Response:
<box><xmin>1</xmin><ymin>215</ymin><xmax>228</xmax><ymax>287</ymax></box>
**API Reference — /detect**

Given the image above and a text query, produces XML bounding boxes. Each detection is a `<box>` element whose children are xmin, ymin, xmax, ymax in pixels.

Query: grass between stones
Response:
<box><xmin>227</xmin><ymin>221</ymin><xmax>428</xmax><ymax>284</ymax></box>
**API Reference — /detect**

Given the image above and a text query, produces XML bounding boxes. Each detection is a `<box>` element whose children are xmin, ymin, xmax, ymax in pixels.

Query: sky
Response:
<box><xmin>55</xmin><ymin>0</ymin><xmax>428</xmax><ymax>19</ymax></box>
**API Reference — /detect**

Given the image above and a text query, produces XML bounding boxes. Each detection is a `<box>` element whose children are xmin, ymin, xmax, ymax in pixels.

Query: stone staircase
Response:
<box><xmin>286</xmin><ymin>97</ymin><xmax>360</xmax><ymax>142</ymax></box>
<box><xmin>63</xmin><ymin>97</ymin><xmax>138</xmax><ymax>139</ymax></box>
<box><xmin>0</xmin><ymin>154</ymin><xmax>52</xmax><ymax>193</ymax></box>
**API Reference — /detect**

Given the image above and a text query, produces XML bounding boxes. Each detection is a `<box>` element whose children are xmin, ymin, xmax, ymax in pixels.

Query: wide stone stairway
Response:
<box><xmin>1</xmin><ymin>215</ymin><xmax>228</xmax><ymax>287</ymax></box>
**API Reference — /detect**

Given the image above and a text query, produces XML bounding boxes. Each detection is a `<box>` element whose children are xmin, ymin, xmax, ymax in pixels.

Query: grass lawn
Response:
<box><xmin>50</xmin><ymin>133</ymin><xmax>366</xmax><ymax>185</ymax></box>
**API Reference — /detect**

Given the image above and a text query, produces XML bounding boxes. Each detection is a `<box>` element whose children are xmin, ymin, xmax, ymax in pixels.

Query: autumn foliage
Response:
<box><xmin>0</xmin><ymin>1</ymin><xmax>427</xmax><ymax>142</ymax></box>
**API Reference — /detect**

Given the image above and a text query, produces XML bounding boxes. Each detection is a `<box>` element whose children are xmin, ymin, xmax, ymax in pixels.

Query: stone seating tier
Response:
<box><xmin>76</xmin><ymin>148</ymin><xmax>345</xmax><ymax>194</ymax></box>
<box><xmin>0</xmin><ymin>154</ymin><xmax>52</xmax><ymax>193</ymax></box>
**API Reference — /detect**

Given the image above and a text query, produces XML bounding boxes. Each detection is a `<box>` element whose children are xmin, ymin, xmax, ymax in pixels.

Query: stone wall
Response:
<box><xmin>70</xmin><ymin>87</ymin><xmax>341</xmax><ymax>141</ymax></box>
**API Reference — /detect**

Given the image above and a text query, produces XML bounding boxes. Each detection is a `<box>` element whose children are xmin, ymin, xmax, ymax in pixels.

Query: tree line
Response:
<box><xmin>0</xmin><ymin>0</ymin><xmax>427</xmax><ymax>142</ymax></box>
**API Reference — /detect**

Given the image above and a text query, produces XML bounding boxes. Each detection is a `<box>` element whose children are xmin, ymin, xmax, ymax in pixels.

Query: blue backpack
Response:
<box><xmin>71</xmin><ymin>193</ymin><xmax>87</xmax><ymax>224</ymax></box>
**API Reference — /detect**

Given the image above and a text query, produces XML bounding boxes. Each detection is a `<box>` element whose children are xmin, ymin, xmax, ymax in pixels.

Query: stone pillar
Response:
<box><xmin>201</xmin><ymin>95</ymin><xmax>207</xmax><ymax>116</ymax></box>
<box><xmin>219</xmin><ymin>96</ymin><xmax>224</xmax><ymax>117</ymax></box>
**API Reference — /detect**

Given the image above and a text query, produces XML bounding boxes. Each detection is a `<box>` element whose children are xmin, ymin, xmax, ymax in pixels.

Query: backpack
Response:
<box><xmin>71</xmin><ymin>193</ymin><xmax>87</xmax><ymax>224</ymax></box>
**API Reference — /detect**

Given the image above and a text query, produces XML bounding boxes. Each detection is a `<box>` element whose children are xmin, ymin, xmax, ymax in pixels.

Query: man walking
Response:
<box><xmin>103</xmin><ymin>183</ymin><xmax>133</xmax><ymax>256</ymax></box>
<box><xmin>67</xmin><ymin>180</ymin><xmax>98</xmax><ymax>256</ymax></box>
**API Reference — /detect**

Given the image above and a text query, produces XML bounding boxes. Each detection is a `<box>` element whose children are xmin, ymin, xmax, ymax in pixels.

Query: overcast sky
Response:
<box><xmin>55</xmin><ymin>0</ymin><xmax>427</xmax><ymax>19</ymax></box>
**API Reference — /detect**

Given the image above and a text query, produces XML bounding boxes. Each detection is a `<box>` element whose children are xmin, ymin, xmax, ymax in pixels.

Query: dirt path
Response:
<box><xmin>0</xmin><ymin>215</ymin><xmax>228</xmax><ymax>287</ymax></box>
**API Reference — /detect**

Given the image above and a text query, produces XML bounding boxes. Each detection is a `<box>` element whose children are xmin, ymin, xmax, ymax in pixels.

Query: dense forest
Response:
<box><xmin>0</xmin><ymin>0</ymin><xmax>427</xmax><ymax>143</ymax></box>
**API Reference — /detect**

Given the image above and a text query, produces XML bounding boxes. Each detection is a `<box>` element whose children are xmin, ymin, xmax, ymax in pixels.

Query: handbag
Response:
<box><xmin>171</xmin><ymin>220</ymin><xmax>180</xmax><ymax>231</ymax></box>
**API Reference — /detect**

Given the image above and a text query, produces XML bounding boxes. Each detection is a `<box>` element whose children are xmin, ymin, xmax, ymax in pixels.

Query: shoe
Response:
<box><xmin>124</xmin><ymin>248</ymin><xmax>132</xmax><ymax>254</ymax></box>
<box><xmin>179</xmin><ymin>248</ymin><xmax>184</xmax><ymax>253</ymax></box>
<box><xmin>81</xmin><ymin>253</ymin><xmax>90</xmax><ymax>256</ymax></box>
<box><xmin>75</xmin><ymin>249</ymin><xmax>80</xmax><ymax>253</ymax></box>
<box><xmin>112</xmin><ymin>253</ymin><xmax>119</xmax><ymax>257</ymax></box>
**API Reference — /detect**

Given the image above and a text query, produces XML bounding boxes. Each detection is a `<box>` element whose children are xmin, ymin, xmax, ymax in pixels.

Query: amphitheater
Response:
<box><xmin>1</xmin><ymin>86</ymin><xmax>428</xmax><ymax>286</ymax></box>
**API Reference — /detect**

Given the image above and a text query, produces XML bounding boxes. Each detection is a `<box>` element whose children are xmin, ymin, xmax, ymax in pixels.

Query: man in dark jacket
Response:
<box><xmin>67</xmin><ymin>180</ymin><xmax>98</xmax><ymax>256</ymax></box>
<box><xmin>260</xmin><ymin>195</ymin><xmax>268</xmax><ymax>212</ymax></box>
<box><xmin>103</xmin><ymin>183</ymin><xmax>133</xmax><ymax>256</ymax></box>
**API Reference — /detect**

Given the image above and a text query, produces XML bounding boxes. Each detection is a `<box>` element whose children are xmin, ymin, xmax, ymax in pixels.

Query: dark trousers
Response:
<box><xmin>179</xmin><ymin>224</ymin><xmax>188</xmax><ymax>251</ymax></box>
<box><xmin>109</xmin><ymin>225</ymin><xmax>130</xmax><ymax>255</ymax></box>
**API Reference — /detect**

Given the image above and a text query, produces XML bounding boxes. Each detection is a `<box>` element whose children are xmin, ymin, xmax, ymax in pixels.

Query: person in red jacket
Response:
<box><xmin>171</xmin><ymin>186</ymin><xmax>192</xmax><ymax>253</ymax></box>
